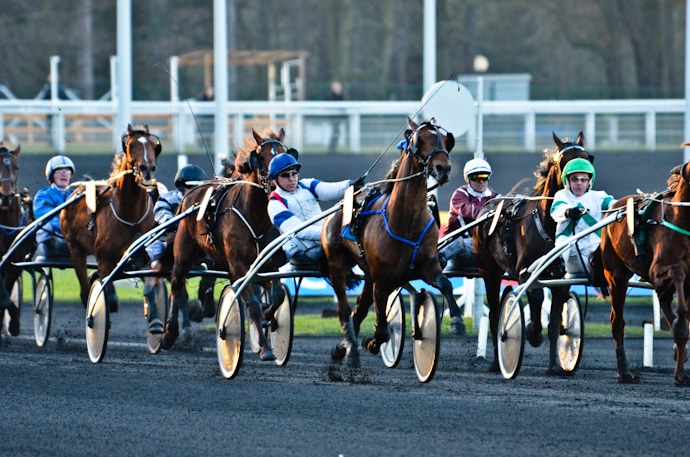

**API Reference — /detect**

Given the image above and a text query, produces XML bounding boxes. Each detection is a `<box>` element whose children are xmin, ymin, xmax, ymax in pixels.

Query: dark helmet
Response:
<box><xmin>268</xmin><ymin>154</ymin><xmax>302</xmax><ymax>180</ymax></box>
<box><xmin>174</xmin><ymin>164</ymin><xmax>207</xmax><ymax>189</ymax></box>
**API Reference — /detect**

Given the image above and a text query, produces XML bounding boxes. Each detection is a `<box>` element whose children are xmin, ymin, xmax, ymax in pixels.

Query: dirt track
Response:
<box><xmin>1</xmin><ymin>297</ymin><xmax>689</xmax><ymax>457</ymax></box>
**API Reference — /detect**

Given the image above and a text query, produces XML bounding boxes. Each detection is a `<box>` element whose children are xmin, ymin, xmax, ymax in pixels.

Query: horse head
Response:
<box><xmin>552</xmin><ymin>131</ymin><xmax>594</xmax><ymax>187</ymax></box>
<box><xmin>0</xmin><ymin>142</ymin><xmax>20</xmax><ymax>208</ymax></box>
<box><xmin>121</xmin><ymin>124</ymin><xmax>161</xmax><ymax>186</ymax></box>
<box><xmin>403</xmin><ymin>117</ymin><xmax>453</xmax><ymax>185</ymax></box>
<box><xmin>235</xmin><ymin>127</ymin><xmax>297</xmax><ymax>187</ymax></box>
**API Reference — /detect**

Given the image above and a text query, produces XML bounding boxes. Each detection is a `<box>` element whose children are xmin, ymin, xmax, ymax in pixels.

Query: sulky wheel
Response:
<box><xmin>381</xmin><ymin>288</ymin><xmax>406</xmax><ymax>368</ymax></box>
<box><xmin>497</xmin><ymin>291</ymin><xmax>525</xmax><ymax>379</ymax></box>
<box><xmin>85</xmin><ymin>276</ymin><xmax>110</xmax><ymax>364</ymax></box>
<box><xmin>217</xmin><ymin>285</ymin><xmax>245</xmax><ymax>379</ymax></box>
<box><xmin>557</xmin><ymin>291</ymin><xmax>584</xmax><ymax>373</ymax></box>
<box><xmin>146</xmin><ymin>280</ymin><xmax>170</xmax><ymax>355</ymax></box>
<box><xmin>412</xmin><ymin>290</ymin><xmax>440</xmax><ymax>383</ymax></box>
<box><xmin>269</xmin><ymin>283</ymin><xmax>293</xmax><ymax>366</ymax></box>
<box><xmin>33</xmin><ymin>270</ymin><xmax>53</xmax><ymax>348</ymax></box>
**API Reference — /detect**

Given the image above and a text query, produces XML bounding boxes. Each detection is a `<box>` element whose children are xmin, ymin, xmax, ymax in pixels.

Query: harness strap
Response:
<box><xmin>660</xmin><ymin>219</ymin><xmax>690</xmax><ymax>237</ymax></box>
<box><xmin>109</xmin><ymin>195</ymin><xmax>152</xmax><ymax>227</ymax></box>
<box><xmin>531</xmin><ymin>208</ymin><xmax>553</xmax><ymax>243</ymax></box>
<box><xmin>360</xmin><ymin>195</ymin><xmax>433</xmax><ymax>270</ymax></box>
<box><xmin>231</xmin><ymin>206</ymin><xmax>263</xmax><ymax>254</ymax></box>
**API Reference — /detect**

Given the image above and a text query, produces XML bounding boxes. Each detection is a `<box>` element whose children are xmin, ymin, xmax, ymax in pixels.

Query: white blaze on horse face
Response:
<box><xmin>137</xmin><ymin>136</ymin><xmax>152</xmax><ymax>169</ymax></box>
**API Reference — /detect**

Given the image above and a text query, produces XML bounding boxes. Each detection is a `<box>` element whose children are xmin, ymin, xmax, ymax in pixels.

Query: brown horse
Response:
<box><xmin>321</xmin><ymin>117</ymin><xmax>456</xmax><ymax>367</ymax></box>
<box><xmin>474</xmin><ymin>132</ymin><xmax>593</xmax><ymax>374</ymax></box>
<box><xmin>61</xmin><ymin>124</ymin><xmax>161</xmax><ymax>313</ymax></box>
<box><xmin>0</xmin><ymin>143</ymin><xmax>34</xmax><ymax>336</ymax></box>
<box><xmin>592</xmin><ymin>145</ymin><xmax>690</xmax><ymax>386</ymax></box>
<box><xmin>161</xmin><ymin>128</ymin><xmax>289</xmax><ymax>355</ymax></box>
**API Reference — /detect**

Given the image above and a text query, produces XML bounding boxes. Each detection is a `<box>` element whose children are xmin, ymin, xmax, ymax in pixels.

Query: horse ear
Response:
<box><xmin>286</xmin><ymin>148</ymin><xmax>299</xmax><ymax>160</ymax></box>
<box><xmin>587</xmin><ymin>153</ymin><xmax>595</xmax><ymax>164</ymax></box>
<box><xmin>252</xmin><ymin>129</ymin><xmax>263</xmax><ymax>146</ymax></box>
<box><xmin>143</xmin><ymin>124</ymin><xmax>151</xmax><ymax>134</ymax></box>
<box><xmin>445</xmin><ymin>132</ymin><xmax>455</xmax><ymax>153</ymax></box>
<box><xmin>576</xmin><ymin>131</ymin><xmax>584</xmax><ymax>146</ymax></box>
<box><xmin>278</xmin><ymin>127</ymin><xmax>286</xmax><ymax>142</ymax></box>
<box><xmin>13</xmin><ymin>145</ymin><xmax>20</xmax><ymax>157</ymax></box>
<box><xmin>154</xmin><ymin>139</ymin><xmax>162</xmax><ymax>157</ymax></box>
<box><xmin>407</xmin><ymin>117</ymin><xmax>419</xmax><ymax>131</ymax></box>
<box><xmin>552</xmin><ymin>132</ymin><xmax>564</xmax><ymax>150</ymax></box>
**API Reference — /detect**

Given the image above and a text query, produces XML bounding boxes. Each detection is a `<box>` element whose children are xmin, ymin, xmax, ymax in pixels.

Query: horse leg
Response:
<box><xmin>329</xmin><ymin>271</ymin><xmax>359</xmax><ymax>368</ymax></box>
<box><xmin>667</xmin><ymin>265</ymin><xmax>690</xmax><ymax>386</ymax></box>
<box><xmin>362</xmin><ymin>283</ymin><xmax>393</xmax><ymax>355</ymax></box>
<box><xmin>261</xmin><ymin>280</ymin><xmax>286</xmax><ymax>327</ymax></box>
<box><xmin>546</xmin><ymin>288</ymin><xmax>569</xmax><ymax>375</ymax></box>
<box><xmin>607</xmin><ymin>271</ymin><xmax>639</xmax><ymax>383</ymax></box>
<box><xmin>2</xmin><ymin>271</ymin><xmax>19</xmax><ymax>336</ymax></box>
<box><xmin>352</xmin><ymin>280</ymin><xmax>373</xmax><ymax>338</ymax></box>
<box><xmin>143</xmin><ymin>277</ymin><xmax>164</xmax><ymax>334</ymax></box>
<box><xmin>433</xmin><ymin>272</ymin><xmax>465</xmax><ymax>336</ymax></box>
<box><xmin>245</xmin><ymin>284</ymin><xmax>275</xmax><ymax>361</ymax></box>
<box><xmin>525</xmin><ymin>288</ymin><xmax>544</xmax><ymax>348</ymax></box>
<box><xmin>188</xmin><ymin>276</ymin><xmax>216</xmax><ymax>323</ymax></box>
<box><xmin>484</xmin><ymin>276</ymin><xmax>502</xmax><ymax>373</ymax></box>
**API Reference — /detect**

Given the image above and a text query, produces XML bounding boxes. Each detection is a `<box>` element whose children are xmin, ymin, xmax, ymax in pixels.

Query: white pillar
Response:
<box><xmin>422</xmin><ymin>0</ymin><xmax>436</xmax><ymax>93</ymax></box>
<box><xmin>213</xmin><ymin>0</ymin><xmax>229</xmax><ymax>176</ymax></box>
<box><xmin>116</xmin><ymin>0</ymin><xmax>132</xmax><ymax>140</ymax></box>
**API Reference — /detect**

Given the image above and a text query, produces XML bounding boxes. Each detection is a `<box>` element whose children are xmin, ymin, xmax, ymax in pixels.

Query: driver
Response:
<box><xmin>267</xmin><ymin>154</ymin><xmax>363</xmax><ymax>268</ymax></box>
<box><xmin>550</xmin><ymin>158</ymin><xmax>614</xmax><ymax>278</ymax></box>
<box><xmin>33</xmin><ymin>155</ymin><xmax>75</xmax><ymax>260</ymax></box>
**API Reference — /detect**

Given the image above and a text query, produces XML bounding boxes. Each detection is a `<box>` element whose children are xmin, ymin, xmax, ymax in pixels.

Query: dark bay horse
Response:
<box><xmin>592</xmin><ymin>145</ymin><xmax>690</xmax><ymax>386</ymax></box>
<box><xmin>474</xmin><ymin>132</ymin><xmax>593</xmax><ymax>374</ymax></box>
<box><xmin>61</xmin><ymin>124</ymin><xmax>161</xmax><ymax>312</ymax></box>
<box><xmin>321</xmin><ymin>117</ymin><xmax>458</xmax><ymax>367</ymax></box>
<box><xmin>162</xmin><ymin>128</ymin><xmax>288</xmax><ymax>356</ymax></box>
<box><xmin>0</xmin><ymin>143</ymin><xmax>34</xmax><ymax>336</ymax></box>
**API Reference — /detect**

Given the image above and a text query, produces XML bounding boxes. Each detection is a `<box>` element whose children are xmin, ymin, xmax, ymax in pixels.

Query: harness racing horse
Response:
<box><xmin>61</xmin><ymin>124</ymin><xmax>161</xmax><ymax>313</ymax></box>
<box><xmin>161</xmin><ymin>129</ymin><xmax>289</xmax><ymax>356</ymax></box>
<box><xmin>475</xmin><ymin>132</ymin><xmax>593</xmax><ymax>374</ymax></box>
<box><xmin>0</xmin><ymin>143</ymin><xmax>34</xmax><ymax>337</ymax></box>
<box><xmin>592</xmin><ymin>147</ymin><xmax>690</xmax><ymax>386</ymax></box>
<box><xmin>322</xmin><ymin>117</ymin><xmax>457</xmax><ymax>369</ymax></box>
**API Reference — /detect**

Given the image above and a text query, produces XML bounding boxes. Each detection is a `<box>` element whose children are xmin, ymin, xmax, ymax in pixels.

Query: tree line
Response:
<box><xmin>0</xmin><ymin>0</ymin><xmax>683</xmax><ymax>102</ymax></box>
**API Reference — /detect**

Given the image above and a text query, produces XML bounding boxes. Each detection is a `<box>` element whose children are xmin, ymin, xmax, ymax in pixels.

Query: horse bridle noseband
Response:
<box><xmin>405</xmin><ymin>122</ymin><xmax>451</xmax><ymax>173</ymax></box>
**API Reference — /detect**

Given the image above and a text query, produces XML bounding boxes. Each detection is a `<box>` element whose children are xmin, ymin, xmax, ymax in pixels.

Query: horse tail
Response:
<box><xmin>589</xmin><ymin>247</ymin><xmax>610</xmax><ymax>297</ymax></box>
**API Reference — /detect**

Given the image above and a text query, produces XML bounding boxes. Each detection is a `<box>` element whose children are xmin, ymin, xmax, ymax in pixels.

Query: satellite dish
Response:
<box><xmin>420</xmin><ymin>80</ymin><xmax>475</xmax><ymax>137</ymax></box>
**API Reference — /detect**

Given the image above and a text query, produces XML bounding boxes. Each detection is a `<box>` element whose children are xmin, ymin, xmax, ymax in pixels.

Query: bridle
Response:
<box><xmin>405</xmin><ymin>122</ymin><xmax>452</xmax><ymax>174</ymax></box>
<box><xmin>0</xmin><ymin>148</ymin><xmax>18</xmax><ymax>207</ymax></box>
<box><xmin>122</xmin><ymin>131</ymin><xmax>160</xmax><ymax>183</ymax></box>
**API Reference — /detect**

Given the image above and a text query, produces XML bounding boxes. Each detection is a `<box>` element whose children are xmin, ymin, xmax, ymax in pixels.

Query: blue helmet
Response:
<box><xmin>268</xmin><ymin>154</ymin><xmax>302</xmax><ymax>179</ymax></box>
<box><xmin>45</xmin><ymin>155</ymin><xmax>75</xmax><ymax>183</ymax></box>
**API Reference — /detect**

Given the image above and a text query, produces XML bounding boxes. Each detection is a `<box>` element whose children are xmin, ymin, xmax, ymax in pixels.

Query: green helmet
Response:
<box><xmin>561</xmin><ymin>158</ymin><xmax>595</xmax><ymax>188</ymax></box>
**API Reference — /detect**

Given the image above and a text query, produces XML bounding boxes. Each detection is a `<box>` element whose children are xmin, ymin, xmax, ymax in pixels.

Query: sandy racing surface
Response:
<box><xmin>1</xmin><ymin>297</ymin><xmax>690</xmax><ymax>457</ymax></box>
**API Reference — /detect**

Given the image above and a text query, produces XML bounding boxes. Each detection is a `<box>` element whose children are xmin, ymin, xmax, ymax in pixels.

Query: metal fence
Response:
<box><xmin>0</xmin><ymin>98</ymin><xmax>685</xmax><ymax>155</ymax></box>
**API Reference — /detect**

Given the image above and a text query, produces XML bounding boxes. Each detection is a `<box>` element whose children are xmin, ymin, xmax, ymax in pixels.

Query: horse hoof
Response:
<box><xmin>616</xmin><ymin>371</ymin><xmax>640</xmax><ymax>384</ymax></box>
<box><xmin>526</xmin><ymin>323</ymin><xmax>543</xmax><ymax>348</ymax></box>
<box><xmin>674</xmin><ymin>373</ymin><xmax>690</xmax><ymax>387</ymax></box>
<box><xmin>160</xmin><ymin>323</ymin><xmax>179</xmax><ymax>350</ymax></box>
<box><xmin>331</xmin><ymin>344</ymin><xmax>346</xmax><ymax>362</ymax></box>
<box><xmin>545</xmin><ymin>365</ymin><xmax>571</xmax><ymax>377</ymax></box>
<box><xmin>188</xmin><ymin>299</ymin><xmax>203</xmax><ymax>323</ymax></box>
<box><xmin>260</xmin><ymin>347</ymin><xmax>276</xmax><ymax>361</ymax></box>
<box><xmin>364</xmin><ymin>337</ymin><xmax>380</xmax><ymax>355</ymax></box>
<box><xmin>179</xmin><ymin>327</ymin><xmax>192</xmax><ymax>345</ymax></box>
<box><xmin>6</xmin><ymin>305</ymin><xmax>20</xmax><ymax>336</ymax></box>
<box><xmin>488</xmin><ymin>360</ymin><xmax>500</xmax><ymax>373</ymax></box>
<box><xmin>346</xmin><ymin>346</ymin><xmax>361</xmax><ymax>368</ymax></box>
<box><xmin>450</xmin><ymin>316</ymin><xmax>466</xmax><ymax>336</ymax></box>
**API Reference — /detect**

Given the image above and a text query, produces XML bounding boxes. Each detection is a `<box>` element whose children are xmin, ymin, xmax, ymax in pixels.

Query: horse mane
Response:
<box><xmin>109</xmin><ymin>151</ymin><xmax>126</xmax><ymax>177</ymax></box>
<box><xmin>533</xmin><ymin>148</ymin><xmax>560</xmax><ymax>196</ymax></box>
<box><xmin>235</xmin><ymin>127</ymin><xmax>282</xmax><ymax>169</ymax></box>
<box><xmin>380</xmin><ymin>154</ymin><xmax>402</xmax><ymax>194</ymax></box>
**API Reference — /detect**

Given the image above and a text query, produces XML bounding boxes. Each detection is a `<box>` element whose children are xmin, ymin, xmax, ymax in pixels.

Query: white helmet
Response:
<box><xmin>45</xmin><ymin>155</ymin><xmax>75</xmax><ymax>183</ymax></box>
<box><xmin>463</xmin><ymin>158</ymin><xmax>492</xmax><ymax>182</ymax></box>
